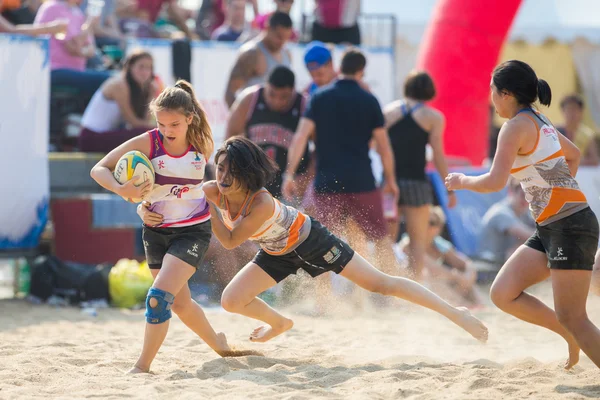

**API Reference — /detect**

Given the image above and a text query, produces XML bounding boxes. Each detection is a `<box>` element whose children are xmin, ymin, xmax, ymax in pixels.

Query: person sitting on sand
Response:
<box><xmin>398</xmin><ymin>206</ymin><xmax>483</xmax><ymax>307</ymax></box>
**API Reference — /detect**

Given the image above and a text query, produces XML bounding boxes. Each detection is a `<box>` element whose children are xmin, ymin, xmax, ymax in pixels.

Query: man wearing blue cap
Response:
<box><xmin>303</xmin><ymin>41</ymin><xmax>369</xmax><ymax>99</ymax></box>
<box><xmin>303</xmin><ymin>41</ymin><xmax>337</xmax><ymax>98</ymax></box>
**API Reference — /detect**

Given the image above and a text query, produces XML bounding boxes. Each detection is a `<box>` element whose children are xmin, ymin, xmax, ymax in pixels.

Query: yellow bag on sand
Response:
<box><xmin>108</xmin><ymin>259</ymin><xmax>154</xmax><ymax>308</ymax></box>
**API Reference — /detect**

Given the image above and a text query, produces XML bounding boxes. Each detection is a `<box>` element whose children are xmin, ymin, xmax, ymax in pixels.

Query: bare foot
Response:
<box><xmin>214</xmin><ymin>332</ymin><xmax>232</xmax><ymax>354</ymax></box>
<box><xmin>454</xmin><ymin>307</ymin><xmax>489</xmax><ymax>343</ymax></box>
<box><xmin>564</xmin><ymin>336</ymin><xmax>580</xmax><ymax>370</ymax></box>
<box><xmin>126</xmin><ymin>366</ymin><xmax>149</xmax><ymax>374</ymax></box>
<box><xmin>215</xmin><ymin>332</ymin><xmax>264</xmax><ymax>357</ymax></box>
<box><xmin>249</xmin><ymin>319</ymin><xmax>294</xmax><ymax>343</ymax></box>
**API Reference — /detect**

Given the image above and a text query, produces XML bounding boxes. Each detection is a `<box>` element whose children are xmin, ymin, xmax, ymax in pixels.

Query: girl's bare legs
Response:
<box><xmin>221</xmin><ymin>263</ymin><xmax>293</xmax><ymax>343</ymax></box>
<box><xmin>340</xmin><ymin>253</ymin><xmax>488</xmax><ymax>342</ymax></box>
<box><xmin>490</xmin><ymin>246</ymin><xmax>581</xmax><ymax>369</ymax></box>
<box><xmin>551</xmin><ymin>269</ymin><xmax>600</xmax><ymax>369</ymax></box>
<box><xmin>129</xmin><ymin>255</ymin><xmax>197</xmax><ymax>373</ymax></box>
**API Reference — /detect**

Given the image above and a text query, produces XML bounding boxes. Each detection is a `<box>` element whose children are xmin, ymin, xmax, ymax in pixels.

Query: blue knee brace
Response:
<box><xmin>145</xmin><ymin>287</ymin><xmax>175</xmax><ymax>324</ymax></box>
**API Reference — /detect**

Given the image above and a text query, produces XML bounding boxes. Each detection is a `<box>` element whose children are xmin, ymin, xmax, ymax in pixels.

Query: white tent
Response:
<box><xmin>353</xmin><ymin>0</ymin><xmax>600</xmax><ymax>45</ymax></box>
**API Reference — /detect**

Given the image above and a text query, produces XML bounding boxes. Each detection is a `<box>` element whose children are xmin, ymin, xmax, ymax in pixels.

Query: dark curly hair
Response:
<box><xmin>214</xmin><ymin>137</ymin><xmax>278</xmax><ymax>192</ymax></box>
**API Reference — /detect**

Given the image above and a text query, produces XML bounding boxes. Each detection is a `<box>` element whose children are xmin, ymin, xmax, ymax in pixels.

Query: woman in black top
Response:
<box><xmin>383</xmin><ymin>71</ymin><xmax>456</xmax><ymax>281</ymax></box>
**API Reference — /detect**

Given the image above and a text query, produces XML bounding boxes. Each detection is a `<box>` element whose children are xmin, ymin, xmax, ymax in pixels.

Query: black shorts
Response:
<box><xmin>252</xmin><ymin>218</ymin><xmax>355</xmax><ymax>282</ymax></box>
<box><xmin>142</xmin><ymin>221</ymin><xmax>212</xmax><ymax>269</ymax></box>
<box><xmin>397</xmin><ymin>179</ymin><xmax>434</xmax><ymax>207</ymax></box>
<box><xmin>524</xmin><ymin>207</ymin><xmax>599</xmax><ymax>270</ymax></box>
<box><xmin>311</xmin><ymin>21</ymin><xmax>361</xmax><ymax>46</ymax></box>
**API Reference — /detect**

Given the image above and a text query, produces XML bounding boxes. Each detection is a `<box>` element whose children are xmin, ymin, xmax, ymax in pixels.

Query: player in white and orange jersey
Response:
<box><xmin>203</xmin><ymin>136</ymin><xmax>489</xmax><ymax>344</ymax></box>
<box><xmin>446</xmin><ymin>60</ymin><xmax>600</xmax><ymax>370</ymax></box>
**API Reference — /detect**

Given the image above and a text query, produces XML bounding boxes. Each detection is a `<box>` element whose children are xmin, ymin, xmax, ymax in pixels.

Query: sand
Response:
<box><xmin>1</xmin><ymin>281</ymin><xmax>600</xmax><ymax>400</ymax></box>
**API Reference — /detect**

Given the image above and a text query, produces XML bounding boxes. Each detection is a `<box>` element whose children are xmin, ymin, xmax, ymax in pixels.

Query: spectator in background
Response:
<box><xmin>225</xmin><ymin>66</ymin><xmax>310</xmax><ymax>200</ymax></box>
<box><xmin>302</xmin><ymin>41</ymin><xmax>370</xmax><ymax>98</ymax></box>
<box><xmin>116</xmin><ymin>0</ymin><xmax>195</xmax><ymax>39</ymax></box>
<box><xmin>557</xmin><ymin>94</ymin><xmax>600</xmax><ymax>166</ymax></box>
<box><xmin>299</xmin><ymin>41</ymin><xmax>370</xmax><ymax>218</ymax></box>
<box><xmin>298</xmin><ymin>40</ymin><xmax>337</xmax><ymax>216</ymax></box>
<box><xmin>0</xmin><ymin>11</ymin><xmax>67</xmax><ymax>35</ymax></box>
<box><xmin>398</xmin><ymin>206</ymin><xmax>482</xmax><ymax>307</ymax></box>
<box><xmin>34</xmin><ymin>0</ymin><xmax>111</xmax><ymax>96</ymax></box>
<box><xmin>79</xmin><ymin>50</ymin><xmax>157</xmax><ymax>152</ymax></box>
<box><xmin>383</xmin><ymin>71</ymin><xmax>456</xmax><ymax>281</ymax></box>
<box><xmin>250</xmin><ymin>0</ymin><xmax>298</xmax><ymax>42</ymax></box>
<box><xmin>312</xmin><ymin>0</ymin><xmax>360</xmax><ymax>45</ymax></box>
<box><xmin>81</xmin><ymin>0</ymin><xmax>122</xmax><ymax>47</ymax></box>
<box><xmin>1</xmin><ymin>0</ymin><xmax>35</xmax><ymax>24</ymax></box>
<box><xmin>477</xmin><ymin>178</ymin><xmax>534</xmax><ymax>267</ymax></box>
<box><xmin>211</xmin><ymin>0</ymin><xmax>246</xmax><ymax>42</ymax></box>
<box><xmin>195</xmin><ymin>0</ymin><xmax>224</xmax><ymax>39</ymax></box>
<box><xmin>196</xmin><ymin>0</ymin><xmax>257</xmax><ymax>40</ymax></box>
<box><xmin>303</xmin><ymin>40</ymin><xmax>336</xmax><ymax>98</ymax></box>
<box><xmin>224</xmin><ymin>11</ymin><xmax>292</xmax><ymax>107</ymax></box>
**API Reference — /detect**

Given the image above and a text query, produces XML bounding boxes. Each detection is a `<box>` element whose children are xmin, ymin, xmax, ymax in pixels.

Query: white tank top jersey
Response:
<box><xmin>81</xmin><ymin>89</ymin><xmax>123</xmax><ymax>132</ymax></box>
<box><xmin>216</xmin><ymin>189</ymin><xmax>312</xmax><ymax>255</ymax></box>
<box><xmin>510</xmin><ymin>108</ymin><xmax>588</xmax><ymax>226</ymax></box>
<box><xmin>144</xmin><ymin>129</ymin><xmax>210</xmax><ymax>228</ymax></box>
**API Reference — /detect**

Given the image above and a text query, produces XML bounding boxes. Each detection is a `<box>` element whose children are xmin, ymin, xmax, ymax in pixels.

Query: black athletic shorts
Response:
<box><xmin>524</xmin><ymin>207</ymin><xmax>599</xmax><ymax>270</ymax></box>
<box><xmin>252</xmin><ymin>218</ymin><xmax>355</xmax><ymax>282</ymax></box>
<box><xmin>142</xmin><ymin>221</ymin><xmax>212</xmax><ymax>269</ymax></box>
<box><xmin>311</xmin><ymin>21</ymin><xmax>361</xmax><ymax>46</ymax></box>
<box><xmin>397</xmin><ymin>179</ymin><xmax>434</xmax><ymax>207</ymax></box>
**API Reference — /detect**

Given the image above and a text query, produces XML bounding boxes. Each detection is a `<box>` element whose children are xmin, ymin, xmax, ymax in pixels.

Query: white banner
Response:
<box><xmin>190</xmin><ymin>41</ymin><xmax>240</xmax><ymax>147</ymax></box>
<box><xmin>0</xmin><ymin>34</ymin><xmax>50</xmax><ymax>250</ymax></box>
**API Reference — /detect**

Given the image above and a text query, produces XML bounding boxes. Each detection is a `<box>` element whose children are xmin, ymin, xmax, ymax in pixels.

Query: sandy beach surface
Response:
<box><xmin>1</xmin><ymin>281</ymin><xmax>600</xmax><ymax>400</ymax></box>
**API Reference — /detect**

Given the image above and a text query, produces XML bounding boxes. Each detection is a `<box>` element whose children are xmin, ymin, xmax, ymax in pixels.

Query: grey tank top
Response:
<box><xmin>245</xmin><ymin>41</ymin><xmax>291</xmax><ymax>89</ymax></box>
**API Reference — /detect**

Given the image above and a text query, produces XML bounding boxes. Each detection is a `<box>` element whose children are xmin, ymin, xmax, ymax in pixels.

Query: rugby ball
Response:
<box><xmin>113</xmin><ymin>151</ymin><xmax>155</xmax><ymax>203</ymax></box>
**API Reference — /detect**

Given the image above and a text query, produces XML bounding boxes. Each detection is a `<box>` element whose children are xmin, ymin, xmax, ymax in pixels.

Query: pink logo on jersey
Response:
<box><xmin>542</xmin><ymin>127</ymin><xmax>555</xmax><ymax>137</ymax></box>
<box><xmin>170</xmin><ymin>186</ymin><xmax>190</xmax><ymax>198</ymax></box>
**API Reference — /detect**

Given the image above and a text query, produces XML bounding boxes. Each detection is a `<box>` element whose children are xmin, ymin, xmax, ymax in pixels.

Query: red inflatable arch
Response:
<box><xmin>416</xmin><ymin>0</ymin><xmax>523</xmax><ymax>165</ymax></box>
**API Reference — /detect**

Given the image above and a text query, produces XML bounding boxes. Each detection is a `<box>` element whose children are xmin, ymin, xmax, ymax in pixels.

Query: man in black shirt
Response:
<box><xmin>283</xmin><ymin>48</ymin><xmax>400</xmax><ymax>276</ymax></box>
<box><xmin>226</xmin><ymin>65</ymin><xmax>310</xmax><ymax>200</ymax></box>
